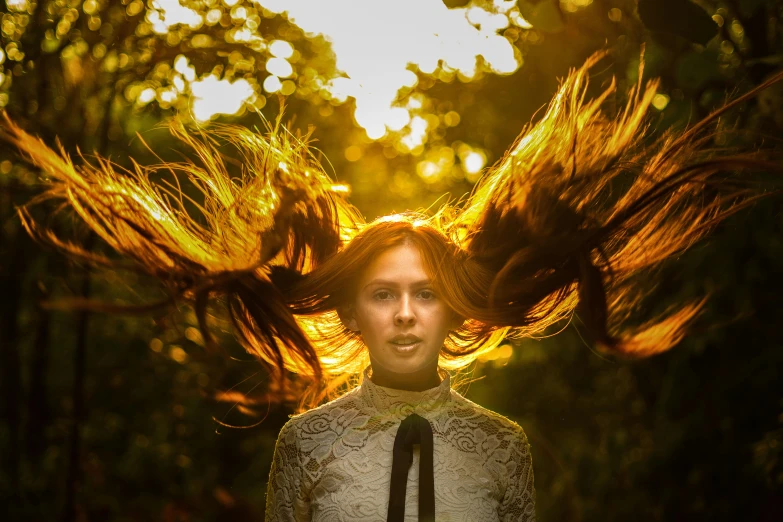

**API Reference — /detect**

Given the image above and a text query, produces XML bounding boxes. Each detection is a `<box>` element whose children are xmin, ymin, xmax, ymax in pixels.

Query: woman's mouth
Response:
<box><xmin>389</xmin><ymin>336</ymin><xmax>422</xmax><ymax>353</ymax></box>
<box><xmin>390</xmin><ymin>341</ymin><xmax>421</xmax><ymax>353</ymax></box>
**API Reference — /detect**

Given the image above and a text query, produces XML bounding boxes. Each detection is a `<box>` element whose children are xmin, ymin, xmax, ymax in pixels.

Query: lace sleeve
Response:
<box><xmin>499</xmin><ymin>428</ymin><xmax>536</xmax><ymax>521</ymax></box>
<box><xmin>265</xmin><ymin>419</ymin><xmax>310</xmax><ymax>522</ymax></box>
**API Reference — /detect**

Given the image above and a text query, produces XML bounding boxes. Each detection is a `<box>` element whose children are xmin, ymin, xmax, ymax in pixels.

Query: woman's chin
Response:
<box><xmin>371</xmin><ymin>348</ymin><xmax>441</xmax><ymax>380</ymax></box>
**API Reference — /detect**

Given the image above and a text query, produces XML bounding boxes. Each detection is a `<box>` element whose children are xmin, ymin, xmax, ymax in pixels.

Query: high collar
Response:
<box><xmin>358</xmin><ymin>366</ymin><xmax>452</xmax><ymax>417</ymax></box>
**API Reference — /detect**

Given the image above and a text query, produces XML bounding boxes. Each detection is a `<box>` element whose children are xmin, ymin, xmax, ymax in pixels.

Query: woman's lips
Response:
<box><xmin>389</xmin><ymin>340</ymin><xmax>421</xmax><ymax>353</ymax></box>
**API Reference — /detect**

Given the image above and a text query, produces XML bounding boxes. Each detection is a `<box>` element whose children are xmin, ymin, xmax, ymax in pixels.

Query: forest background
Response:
<box><xmin>1</xmin><ymin>0</ymin><xmax>782</xmax><ymax>520</ymax></box>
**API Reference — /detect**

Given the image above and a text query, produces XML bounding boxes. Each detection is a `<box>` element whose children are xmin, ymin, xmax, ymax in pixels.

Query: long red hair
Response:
<box><xmin>2</xmin><ymin>53</ymin><xmax>781</xmax><ymax>408</ymax></box>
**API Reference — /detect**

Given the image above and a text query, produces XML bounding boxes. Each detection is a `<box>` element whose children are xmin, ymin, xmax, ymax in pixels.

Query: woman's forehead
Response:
<box><xmin>359</xmin><ymin>244</ymin><xmax>432</xmax><ymax>286</ymax></box>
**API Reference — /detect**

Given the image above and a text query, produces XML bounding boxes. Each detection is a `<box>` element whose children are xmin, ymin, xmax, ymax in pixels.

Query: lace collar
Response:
<box><xmin>357</xmin><ymin>366</ymin><xmax>452</xmax><ymax>416</ymax></box>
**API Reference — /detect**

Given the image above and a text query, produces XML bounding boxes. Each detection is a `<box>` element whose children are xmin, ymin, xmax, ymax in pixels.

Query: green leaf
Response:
<box><xmin>517</xmin><ymin>0</ymin><xmax>565</xmax><ymax>33</ymax></box>
<box><xmin>674</xmin><ymin>49</ymin><xmax>721</xmax><ymax>93</ymax></box>
<box><xmin>638</xmin><ymin>0</ymin><xmax>718</xmax><ymax>45</ymax></box>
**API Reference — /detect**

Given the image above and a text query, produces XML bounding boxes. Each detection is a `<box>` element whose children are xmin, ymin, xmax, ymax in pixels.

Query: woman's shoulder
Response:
<box><xmin>447</xmin><ymin>389</ymin><xmax>530</xmax><ymax>443</ymax></box>
<box><xmin>280</xmin><ymin>385</ymin><xmax>364</xmax><ymax>431</ymax></box>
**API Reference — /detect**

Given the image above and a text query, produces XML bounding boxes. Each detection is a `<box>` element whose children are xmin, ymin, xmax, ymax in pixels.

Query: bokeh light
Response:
<box><xmin>191</xmin><ymin>76</ymin><xmax>255</xmax><ymax>121</ymax></box>
<box><xmin>6</xmin><ymin>0</ymin><xmax>30</xmax><ymax>12</ymax></box>
<box><xmin>0</xmin><ymin>0</ymin><xmax>537</xmax><ymax>165</ymax></box>
<box><xmin>148</xmin><ymin>0</ymin><xmax>203</xmax><ymax>34</ymax></box>
<box><xmin>463</xmin><ymin>151</ymin><xmax>487</xmax><ymax>175</ymax></box>
<box><xmin>269</xmin><ymin>39</ymin><xmax>294</xmax><ymax>59</ymax></box>
<box><xmin>561</xmin><ymin>0</ymin><xmax>594</xmax><ymax>14</ymax></box>
<box><xmin>652</xmin><ymin>93</ymin><xmax>670</xmax><ymax>111</ymax></box>
<box><xmin>256</xmin><ymin>0</ymin><xmax>523</xmax><ymax>139</ymax></box>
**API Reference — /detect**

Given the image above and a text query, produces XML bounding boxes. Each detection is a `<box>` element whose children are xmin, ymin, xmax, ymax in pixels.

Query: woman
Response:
<box><xmin>1</xmin><ymin>54</ymin><xmax>781</xmax><ymax>520</ymax></box>
<box><xmin>265</xmin><ymin>219</ymin><xmax>536</xmax><ymax>520</ymax></box>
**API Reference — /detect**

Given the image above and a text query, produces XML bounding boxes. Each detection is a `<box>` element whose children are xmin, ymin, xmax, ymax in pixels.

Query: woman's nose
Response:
<box><xmin>394</xmin><ymin>295</ymin><xmax>416</xmax><ymax>325</ymax></box>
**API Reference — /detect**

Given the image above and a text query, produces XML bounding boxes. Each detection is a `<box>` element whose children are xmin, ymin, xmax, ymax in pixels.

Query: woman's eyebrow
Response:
<box><xmin>363</xmin><ymin>279</ymin><xmax>432</xmax><ymax>289</ymax></box>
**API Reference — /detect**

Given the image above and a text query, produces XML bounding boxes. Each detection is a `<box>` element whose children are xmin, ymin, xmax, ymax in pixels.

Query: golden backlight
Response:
<box><xmin>140</xmin><ymin>0</ymin><xmax>528</xmax><ymax>133</ymax></box>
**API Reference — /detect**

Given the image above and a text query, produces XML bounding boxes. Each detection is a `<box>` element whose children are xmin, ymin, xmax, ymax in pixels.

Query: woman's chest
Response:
<box><xmin>307</xmin><ymin>429</ymin><xmax>506</xmax><ymax>522</ymax></box>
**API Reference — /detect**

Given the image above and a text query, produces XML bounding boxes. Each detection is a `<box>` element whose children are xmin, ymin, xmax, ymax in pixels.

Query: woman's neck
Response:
<box><xmin>369</xmin><ymin>362</ymin><xmax>441</xmax><ymax>391</ymax></box>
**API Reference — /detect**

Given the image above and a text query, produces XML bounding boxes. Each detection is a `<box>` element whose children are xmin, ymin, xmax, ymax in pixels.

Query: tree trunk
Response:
<box><xmin>25</xmin><ymin>255</ymin><xmax>54</xmax><ymax>462</ymax></box>
<box><xmin>0</xmin><ymin>179</ymin><xmax>27</xmax><ymax>498</ymax></box>
<box><xmin>61</xmin><ymin>259</ymin><xmax>92</xmax><ymax>522</ymax></box>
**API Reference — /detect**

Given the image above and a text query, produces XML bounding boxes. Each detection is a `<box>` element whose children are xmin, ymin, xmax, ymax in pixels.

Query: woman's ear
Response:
<box><xmin>337</xmin><ymin>305</ymin><xmax>360</xmax><ymax>332</ymax></box>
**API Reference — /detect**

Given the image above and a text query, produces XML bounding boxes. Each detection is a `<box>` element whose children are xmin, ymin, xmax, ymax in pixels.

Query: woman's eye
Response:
<box><xmin>374</xmin><ymin>291</ymin><xmax>393</xmax><ymax>300</ymax></box>
<box><xmin>418</xmin><ymin>290</ymin><xmax>436</xmax><ymax>300</ymax></box>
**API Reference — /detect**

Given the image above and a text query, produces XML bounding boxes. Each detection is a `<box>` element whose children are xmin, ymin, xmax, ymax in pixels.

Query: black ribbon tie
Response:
<box><xmin>387</xmin><ymin>412</ymin><xmax>435</xmax><ymax>522</ymax></box>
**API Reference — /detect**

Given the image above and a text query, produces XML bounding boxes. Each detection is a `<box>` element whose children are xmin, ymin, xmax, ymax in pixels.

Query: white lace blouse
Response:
<box><xmin>265</xmin><ymin>369</ymin><xmax>536</xmax><ymax>521</ymax></box>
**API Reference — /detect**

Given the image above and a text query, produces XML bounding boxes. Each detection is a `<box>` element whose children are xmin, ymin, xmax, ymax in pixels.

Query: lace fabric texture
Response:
<box><xmin>265</xmin><ymin>369</ymin><xmax>536</xmax><ymax>521</ymax></box>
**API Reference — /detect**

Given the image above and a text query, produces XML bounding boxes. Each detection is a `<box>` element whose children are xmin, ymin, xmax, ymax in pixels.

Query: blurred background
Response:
<box><xmin>1</xmin><ymin>0</ymin><xmax>782</xmax><ymax>520</ymax></box>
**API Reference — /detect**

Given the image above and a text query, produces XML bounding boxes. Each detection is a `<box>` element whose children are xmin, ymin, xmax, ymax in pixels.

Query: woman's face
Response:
<box><xmin>343</xmin><ymin>243</ymin><xmax>458</xmax><ymax>382</ymax></box>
